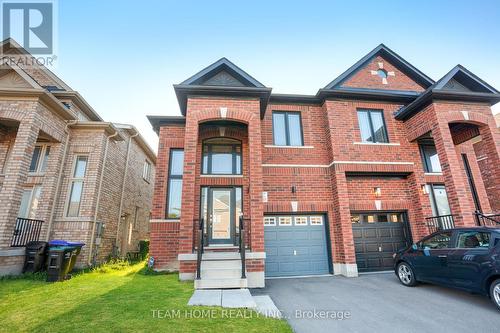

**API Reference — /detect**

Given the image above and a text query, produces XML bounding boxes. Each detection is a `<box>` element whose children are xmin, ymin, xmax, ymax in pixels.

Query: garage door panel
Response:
<box><xmin>352</xmin><ymin>214</ymin><xmax>409</xmax><ymax>273</ymax></box>
<box><xmin>265</xmin><ymin>215</ymin><xmax>330</xmax><ymax>277</ymax></box>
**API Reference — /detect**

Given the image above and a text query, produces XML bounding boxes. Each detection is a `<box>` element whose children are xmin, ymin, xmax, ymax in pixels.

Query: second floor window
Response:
<box><xmin>357</xmin><ymin>109</ymin><xmax>389</xmax><ymax>143</ymax></box>
<box><xmin>272</xmin><ymin>111</ymin><xmax>303</xmax><ymax>146</ymax></box>
<box><xmin>29</xmin><ymin>145</ymin><xmax>51</xmax><ymax>173</ymax></box>
<box><xmin>167</xmin><ymin>149</ymin><xmax>184</xmax><ymax>218</ymax></box>
<box><xmin>67</xmin><ymin>156</ymin><xmax>88</xmax><ymax>217</ymax></box>
<box><xmin>143</xmin><ymin>160</ymin><xmax>152</xmax><ymax>182</ymax></box>
<box><xmin>420</xmin><ymin>144</ymin><xmax>442</xmax><ymax>173</ymax></box>
<box><xmin>202</xmin><ymin>138</ymin><xmax>241</xmax><ymax>175</ymax></box>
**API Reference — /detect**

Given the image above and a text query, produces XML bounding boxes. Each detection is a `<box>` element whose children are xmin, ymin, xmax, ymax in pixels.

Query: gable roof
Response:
<box><xmin>395</xmin><ymin>65</ymin><xmax>500</xmax><ymax>120</ymax></box>
<box><xmin>180</xmin><ymin>57</ymin><xmax>265</xmax><ymax>88</ymax></box>
<box><xmin>323</xmin><ymin>44</ymin><xmax>435</xmax><ymax>90</ymax></box>
<box><xmin>174</xmin><ymin>57</ymin><xmax>271</xmax><ymax>118</ymax></box>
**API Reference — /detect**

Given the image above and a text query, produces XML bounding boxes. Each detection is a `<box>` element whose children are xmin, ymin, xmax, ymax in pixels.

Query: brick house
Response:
<box><xmin>149</xmin><ymin>44</ymin><xmax>500</xmax><ymax>289</ymax></box>
<box><xmin>0</xmin><ymin>39</ymin><xmax>156</xmax><ymax>275</ymax></box>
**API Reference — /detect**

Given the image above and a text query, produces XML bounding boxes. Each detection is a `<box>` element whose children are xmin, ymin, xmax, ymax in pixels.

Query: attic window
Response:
<box><xmin>377</xmin><ymin>69</ymin><xmax>388</xmax><ymax>78</ymax></box>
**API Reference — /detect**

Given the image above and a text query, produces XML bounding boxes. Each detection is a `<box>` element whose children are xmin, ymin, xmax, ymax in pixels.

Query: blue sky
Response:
<box><xmin>49</xmin><ymin>0</ymin><xmax>500</xmax><ymax>150</ymax></box>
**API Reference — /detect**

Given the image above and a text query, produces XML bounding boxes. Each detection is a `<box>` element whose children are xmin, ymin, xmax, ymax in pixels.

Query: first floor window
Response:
<box><xmin>357</xmin><ymin>109</ymin><xmax>389</xmax><ymax>143</ymax></box>
<box><xmin>167</xmin><ymin>149</ymin><xmax>184</xmax><ymax>218</ymax></box>
<box><xmin>67</xmin><ymin>156</ymin><xmax>88</xmax><ymax>217</ymax></box>
<box><xmin>272</xmin><ymin>111</ymin><xmax>304</xmax><ymax>146</ymax></box>
<box><xmin>420</xmin><ymin>144</ymin><xmax>442</xmax><ymax>173</ymax></box>
<box><xmin>18</xmin><ymin>185</ymin><xmax>42</xmax><ymax>219</ymax></box>
<box><xmin>29</xmin><ymin>144</ymin><xmax>51</xmax><ymax>173</ymax></box>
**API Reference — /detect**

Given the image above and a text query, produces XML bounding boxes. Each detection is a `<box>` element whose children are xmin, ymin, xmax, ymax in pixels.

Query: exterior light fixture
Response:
<box><xmin>373</xmin><ymin>187</ymin><xmax>382</xmax><ymax>197</ymax></box>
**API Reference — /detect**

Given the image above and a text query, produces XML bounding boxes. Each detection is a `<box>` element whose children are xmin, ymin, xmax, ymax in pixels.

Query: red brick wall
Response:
<box><xmin>341</xmin><ymin>55</ymin><xmax>426</xmax><ymax>92</ymax></box>
<box><xmin>149</xmin><ymin>221</ymin><xmax>179</xmax><ymax>270</ymax></box>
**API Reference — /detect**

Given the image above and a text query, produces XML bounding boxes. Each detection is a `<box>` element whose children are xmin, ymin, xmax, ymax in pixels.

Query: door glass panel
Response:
<box><xmin>430</xmin><ymin>185</ymin><xmax>451</xmax><ymax>216</ymax></box>
<box><xmin>235</xmin><ymin>187</ymin><xmax>242</xmax><ymax>232</ymax></box>
<box><xmin>28</xmin><ymin>186</ymin><xmax>42</xmax><ymax>219</ymax></box>
<box><xmin>18</xmin><ymin>189</ymin><xmax>32</xmax><ymax>218</ymax></box>
<box><xmin>211</xmin><ymin>190</ymin><xmax>231</xmax><ymax>239</ymax></box>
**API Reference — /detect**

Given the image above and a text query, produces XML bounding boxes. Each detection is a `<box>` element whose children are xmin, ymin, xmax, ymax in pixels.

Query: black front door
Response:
<box><xmin>207</xmin><ymin>188</ymin><xmax>235</xmax><ymax>245</ymax></box>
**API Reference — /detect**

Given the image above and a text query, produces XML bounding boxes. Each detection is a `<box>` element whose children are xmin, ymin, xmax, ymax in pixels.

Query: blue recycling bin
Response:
<box><xmin>47</xmin><ymin>240</ymin><xmax>85</xmax><ymax>282</ymax></box>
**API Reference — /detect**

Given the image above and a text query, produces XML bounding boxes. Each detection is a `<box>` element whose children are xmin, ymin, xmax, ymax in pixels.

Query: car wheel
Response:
<box><xmin>490</xmin><ymin>279</ymin><xmax>500</xmax><ymax>310</ymax></box>
<box><xmin>397</xmin><ymin>262</ymin><xmax>417</xmax><ymax>287</ymax></box>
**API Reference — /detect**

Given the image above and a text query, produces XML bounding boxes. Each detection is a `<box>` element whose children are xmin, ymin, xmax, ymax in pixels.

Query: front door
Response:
<box><xmin>208</xmin><ymin>188</ymin><xmax>235</xmax><ymax>245</ymax></box>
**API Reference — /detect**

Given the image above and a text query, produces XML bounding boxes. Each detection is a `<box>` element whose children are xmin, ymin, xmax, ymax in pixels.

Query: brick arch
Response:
<box><xmin>194</xmin><ymin>109</ymin><xmax>256</xmax><ymax>125</ymax></box>
<box><xmin>444</xmin><ymin>110</ymin><xmax>494</xmax><ymax>128</ymax></box>
<box><xmin>199</xmin><ymin>125</ymin><xmax>248</xmax><ymax>142</ymax></box>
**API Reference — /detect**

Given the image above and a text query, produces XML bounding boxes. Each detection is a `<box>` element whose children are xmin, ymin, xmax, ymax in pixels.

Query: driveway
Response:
<box><xmin>251</xmin><ymin>272</ymin><xmax>500</xmax><ymax>333</ymax></box>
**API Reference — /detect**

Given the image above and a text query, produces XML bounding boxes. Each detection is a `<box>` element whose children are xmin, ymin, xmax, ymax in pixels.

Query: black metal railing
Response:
<box><xmin>196</xmin><ymin>218</ymin><xmax>204</xmax><ymax>280</ymax></box>
<box><xmin>475</xmin><ymin>211</ymin><xmax>500</xmax><ymax>227</ymax></box>
<box><xmin>11</xmin><ymin>217</ymin><xmax>44</xmax><ymax>247</ymax></box>
<box><xmin>425</xmin><ymin>214</ymin><xmax>455</xmax><ymax>234</ymax></box>
<box><xmin>239</xmin><ymin>216</ymin><xmax>246</xmax><ymax>279</ymax></box>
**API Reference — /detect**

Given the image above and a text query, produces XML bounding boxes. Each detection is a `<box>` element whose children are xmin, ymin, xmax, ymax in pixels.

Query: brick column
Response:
<box><xmin>178</xmin><ymin>116</ymin><xmax>198</xmax><ymax>254</ymax></box>
<box><xmin>248</xmin><ymin>116</ymin><xmax>264</xmax><ymax>252</ymax></box>
<box><xmin>432</xmin><ymin>118</ymin><xmax>475</xmax><ymax>227</ymax></box>
<box><xmin>477</xmin><ymin>124</ymin><xmax>500</xmax><ymax>212</ymax></box>
<box><xmin>330</xmin><ymin>168</ymin><xmax>357</xmax><ymax>277</ymax></box>
<box><xmin>0</xmin><ymin>119</ymin><xmax>39</xmax><ymax>248</ymax></box>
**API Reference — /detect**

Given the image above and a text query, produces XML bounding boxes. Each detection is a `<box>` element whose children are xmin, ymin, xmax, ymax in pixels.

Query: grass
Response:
<box><xmin>0</xmin><ymin>261</ymin><xmax>291</xmax><ymax>333</ymax></box>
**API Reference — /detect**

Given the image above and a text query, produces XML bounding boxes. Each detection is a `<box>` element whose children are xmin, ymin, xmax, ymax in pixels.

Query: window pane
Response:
<box><xmin>67</xmin><ymin>181</ymin><xmax>83</xmax><ymax>217</ymax></box>
<box><xmin>422</xmin><ymin>231</ymin><xmax>452</xmax><ymax>249</ymax></box>
<box><xmin>74</xmin><ymin>156</ymin><xmax>88</xmax><ymax>178</ymax></box>
<box><xmin>422</xmin><ymin>145</ymin><xmax>442</xmax><ymax>173</ymax></box>
<box><xmin>40</xmin><ymin>147</ymin><xmax>50</xmax><ymax>172</ymax></box>
<box><xmin>357</xmin><ymin>111</ymin><xmax>373</xmax><ymax>142</ymax></box>
<box><xmin>457</xmin><ymin>231</ymin><xmax>490</xmax><ymax>248</ymax></box>
<box><xmin>235</xmin><ymin>154</ymin><xmax>241</xmax><ymax>174</ymax></box>
<box><xmin>287</xmin><ymin>113</ymin><xmax>303</xmax><ymax>146</ymax></box>
<box><xmin>167</xmin><ymin>179</ymin><xmax>183</xmax><ymax>218</ymax></box>
<box><xmin>18</xmin><ymin>189</ymin><xmax>32</xmax><ymax>218</ymax></box>
<box><xmin>431</xmin><ymin>185</ymin><xmax>451</xmax><ymax>216</ymax></box>
<box><xmin>377</xmin><ymin>214</ymin><xmax>389</xmax><ymax>223</ymax></box>
<box><xmin>170</xmin><ymin>150</ymin><xmax>184</xmax><ymax>175</ymax></box>
<box><xmin>370</xmin><ymin>111</ymin><xmax>388</xmax><ymax>143</ymax></box>
<box><xmin>202</xmin><ymin>153</ymin><xmax>209</xmax><ymax>174</ymax></box>
<box><xmin>273</xmin><ymin>113</ymin><xmax>287</xmax><ymax>146</ymax></box>
<box><xmin>29</xmin><ymin>146</ymin><xmax>42</xmax><ymax>172</ymax></box>
<box><xmin>211</xmin><ymin>145</ymin><xmax>233</xmax><ymax>174</ymax></box>
<box><xmin>28</xmin><ymin>186</ymin><xmax>42</xmax><ymax>219</ymax></box>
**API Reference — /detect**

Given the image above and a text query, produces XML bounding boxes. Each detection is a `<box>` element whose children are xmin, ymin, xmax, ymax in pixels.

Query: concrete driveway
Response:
<box><xmin>251</xmin><ymin>272</ymin><xmax>500</xmax><ymax>333</ymax></box>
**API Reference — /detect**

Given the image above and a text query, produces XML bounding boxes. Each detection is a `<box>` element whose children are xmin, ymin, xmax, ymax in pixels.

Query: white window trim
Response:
<box><xmin>29</xmin><ymin>144</ymin><xmax>51</xmax><ymax>174</ymax></box>
<box><xmin>294</xmin><ymin>216</ymin><xmax>308</xmax><ymax>226</ymax></box>
<box><xmin>264</xmin><ymin>216</ymin><xmax>276</xmax><ymax>226</ymax></box>
<box><xmin>65</xmin><ymin>155</ymin><xmax>88</xmax><ymax>218</ymax></box>
<box><xmin>310</xmin><ymin>216</ymin><xmax>324</xmax><ymax>225</ymax></box>
<box><xmin>278</xmin><ymin>216</ymin><xmax>292</xmax><ymax>226</ymax></box>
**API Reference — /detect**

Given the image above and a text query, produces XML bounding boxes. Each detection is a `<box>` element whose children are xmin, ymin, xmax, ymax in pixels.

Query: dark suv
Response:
<box><xmin>393</xmin><ymin>227</ymin><xmax>500</xmax><ymax>310</ymax></box>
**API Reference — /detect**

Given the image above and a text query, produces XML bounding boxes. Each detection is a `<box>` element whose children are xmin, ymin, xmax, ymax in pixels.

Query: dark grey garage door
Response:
<box><xmin>352</xmin><ymin>212</ymin><xmax>410</xmax><ymax>272</ymax></box>
<box><xmin>264</xmin><ymin>215</ymin><xmax>330</xmax><ymax>277</ymax></box>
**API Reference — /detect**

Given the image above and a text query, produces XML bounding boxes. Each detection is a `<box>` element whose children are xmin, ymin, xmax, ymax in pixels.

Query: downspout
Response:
<box><xmin>87</xmin><ymin>129</ymin><xmax>119</xmax><ymax>265</ymax></box>
<box><xmin>45</xmin><ymin>120</ymin><xmax>78</xmax><ymax>241</ymax></box>
<box><xmin>115</xmin><ymin>129</ymin><xmax>139</xmax><ymax>256</ymax></box>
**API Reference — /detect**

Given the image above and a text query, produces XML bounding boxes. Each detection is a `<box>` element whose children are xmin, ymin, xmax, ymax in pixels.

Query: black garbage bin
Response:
<box><xmin>46</xmin><ymin>240</ymin><xmax>85</xmax><ymax>282</ymax></box>
<box><xmin>23</xmin><ymin>241</ymin><xmax>48</xmax><ymax>273</ymax></box>
<box><xmin>46</xmin><ymin>246</ymin><xmax>74</xmax><ymax>282</ymax></box>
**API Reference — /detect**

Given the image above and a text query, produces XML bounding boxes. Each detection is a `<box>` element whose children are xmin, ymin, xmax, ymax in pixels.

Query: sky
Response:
<box><xmin>44</xmin><ymin>0</ymin><xmax>500</xmax><ymax>151</ymax></box>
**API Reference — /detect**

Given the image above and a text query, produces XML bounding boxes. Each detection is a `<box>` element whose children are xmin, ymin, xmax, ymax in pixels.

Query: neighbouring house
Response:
<box><xmin>148</xmin><ymin>44</ymin><xmax>500</xmax><ymax>289</ymax></box>
<box><xmin>0</xmin><ymin>39</ymin><xmax>156</xmax><ymax>275</ymax></box>
<box><xmin>496</xmin><ymin>112</ymin><xmax>500</xmax><ymax>127</ymax></box>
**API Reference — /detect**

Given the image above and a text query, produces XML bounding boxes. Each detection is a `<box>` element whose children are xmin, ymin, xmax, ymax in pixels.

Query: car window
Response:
<box><xmin>457</xmin><ymin>231</ymin><xmax>490</xmax><ymax>249</ymax></box>
<box><xmin>421</xmin><ymin>231</ymin><xmax>452</xmax><ymax>249</ymax></box>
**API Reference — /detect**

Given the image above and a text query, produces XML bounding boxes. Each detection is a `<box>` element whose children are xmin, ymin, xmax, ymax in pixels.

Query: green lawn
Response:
<box><xmin>0</xmin><ymin>262</ymin><xmax>291</xmax><ymax>333</ymax></box>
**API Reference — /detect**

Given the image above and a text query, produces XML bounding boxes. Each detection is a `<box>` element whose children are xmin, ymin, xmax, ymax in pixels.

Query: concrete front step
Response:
<box><xmin>201</xmin><ymin>259</ymin><xmax>241</xmax><ymax>269</ymax></box>
<box><xmin>202</xmin><ymin>252</ymin><xmax>241</xmax><ymax>260</ymax></box>
<box><xmin>194</xmin><ymin>278</ymin><xmax>248</xmax><ymax>289</ymax></box>
<box><xmin>201</xmin><ymin>267</ymin><xmax>243</xmax><ymax>279</ymax></box>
